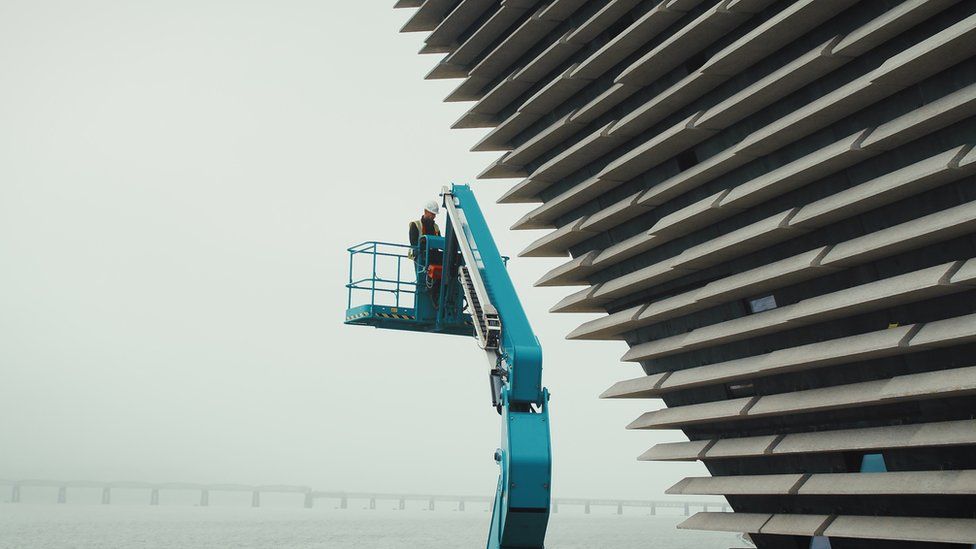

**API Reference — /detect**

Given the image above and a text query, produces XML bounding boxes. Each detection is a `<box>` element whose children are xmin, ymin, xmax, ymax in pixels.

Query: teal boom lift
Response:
<box><xmin>345</xmin><ymin>184</ymin><xmax>552</xmax><ymax>548</ymax></box>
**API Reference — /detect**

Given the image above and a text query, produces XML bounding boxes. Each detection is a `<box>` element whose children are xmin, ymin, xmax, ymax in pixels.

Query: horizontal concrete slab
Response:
<box><xmin>868</xmin><ymin>10</ymin><xmax>976</xmax><ymax>88</ymax></box>
<box><xmin>600</xmin><ymin>112</ymin><xmax>715</xmax><ymax>178</ymax></box>
<box><xmin>537</xmin><ymin>0</ymin><xmax>590</xmax><ymax>21</ymax></box>
<box><xmin>759</xmin><ymin>514</ymin><xmax>832</xmax><ymax>537</ymax></box>
<box><xmin>503</xmin><ymin>111</ymin><xmax>582</xmax><ymax>175</ymax></box>
<box><xmin>641</xmin><ymin>420</ymin><xmax>976</xmax><ymax>461</ymax></box>
<box><xmin>435</xmin><ymin>2</ymin><xmax>536</xmax><ymax>73</ymax></box>
<box><xmin>821</xmin><ymin>200</ymin><xmax>976</xmax><ymax>267</ymax></box>
<box><xmin>570</xmin><ymin>82</ymin><xmax>641</xmax><ymax>126</ymax></box>
<box><xmin>534</xmin><ymin>251</ymin><xmax>598</xmax><ymax>287</ymax></box>
<box><xmin>772</xmin><ymin>419</ymin><xmax>976</xmax><ymax>456</ymax></box>
<box><xmin>798</xmin><ymin>470</ymin><xmax>976</xmax><ymax>496</ymax></box>
<box><xmin>649</xmin><ymin>189</ymin><xmax>733</xmax><ymax>240</ymax></box>
<box><xmin>861</xmin><ymin>83</ymin><xmax>976</xmax><ymax>150</ymax></box>
<box><xmin>564</xmin><ymin>0</ymin><xmax>643</xmax><ymax>45</ymax></box>
<box><xmin>627</xmin><ymin>396</ymin><xmax>755</xmax><ymax>429</ymax></box>
<box><xmin>617</xmin><ymin>4</ymin><xmax>753</xmax><ymax>87</ymax></box>
<box><xmin>678</xmin><ymin>512</ymin><xmax>772</xmax><ymax>534</ymax></box>
<box><xmin>600</xmin><ymin>372</ymin><xmax>669</xmax><ymax>399</ymax></box>
<box><xmin>823</xmin><ymin>515</ymin><xmax>976</xmax><ymax>544</ymax></box>
<box><xmin>400</xmin><ymin>0</ymin><xmax>456</xmax><ymax>32</ymax></box>
<box><xmin>638</xmin><ymin>439</ymin><xmax>711</xmax><ymax>462</ymax></box>
<box><xmin>667</xmin><ymin>474</ymin><xmax>806</xmax><ymax>496</ymax></box>
<box><xmin>706</xmin><ymin>435</ymin><xmax>780</xmax><ymax>459</ymax></box>
<box><xmin>423</xmin><ymin>0</ymin><xmax>496</xmax><ymax>49</ymax></box>
<box><xmin>567</xmin><ymin>303</ymin><xmax>647</xmax><ymax>340</ymax></box>
<box><xmin>673</xmin><ymin>209</ymin><xmax>801</xmax><ymax>270</ymax></box>
<box><xmin>697</xmin><ymin>37</ymin><xmax>849</xmax><ymax>131</ymax></box>
<box><xmin>682</xmin><ymin>512</ymin><xmax>976</xmax><ymax>544</ymax></box>
<box><xmin>701</xmin><ymin>0</ymin><xmax>854</xmax><ymax>77</ymax></box>
<box><xmin>791</xmin><ymin>145</ymin><xmax>976</xmax><ymax>229</ymax></box>
<box><xmin>611</xmin><ymin>69</ymin><xmax>728</xmax><ymax>138</ymax></box>
<box><xmin>623</xmin><ymin>260</ymin><xmax>966</xmax><ymax>362</ymax></box>
<box><xmin>751</xmin><ymin>364</ymin><xmax>976</xmax><ymax>418</ymax></box>
<box><xmin>723</xmin><ymin>129</ymin><xmax>875</xmax><ymax>210</ymax></box>
<box><xmin>833</xmin><ymin>0</ymin><xmax>962</xmax><ymax>57</ymax></box>
<box><xmin>497</xmin><ymin>178</ymin><xmax>547</xmax><ymax>204</ymax></box>
<box><xmin>632</xmin><ymin>364</ymin><xmax>976</xmax><ymax>430</ymax></box>
<box><xmin>515</xmin><ymin>176</ymin><xmax>625</xmax><ymax>230</ymax></box>
<box><xmin>549</xmin><ymin>285</ymin><xmax>606</xmax><ymax>313</ymax></box>
<box><xmin>526</xmin><ymin>121</ymin><xmax>623</xmax><ymax>188</ymax></box>
<box><xmin>466</xmin><ymin>7</ymin><xmax>563</xmax><ymax>84</ymax></box>
<box><xmin>910</xmin><ymin>311</ymin><xmax>976</xmax><ymax>348</ymax></box>
<box><xmin>950</xmin><ymin>257</ymin><xmax>976</xmax><ymax>285</ymax></box>
<box><xmin>660</xmin><ymin>324</ymin><xmax>916</xmax><ymax>393</ymax></box>
<box><xmin>571</xmin><ymin>3</ymin><xmax>685</xmax><ymax>81</ymax></box>
<box><xmin>519</xmin><ymin>216</ymin><xmax>595</xmax><ymax>257</ymax></box>
<box><xmin>579</xmin><ymin>191</ymin><xmax>653</xmax><ymax>233</ymax></box>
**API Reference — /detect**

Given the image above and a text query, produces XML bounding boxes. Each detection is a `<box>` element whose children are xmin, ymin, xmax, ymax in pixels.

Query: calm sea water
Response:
<box><xmin>0</xmin><ymin>503</ymin><xmax>743</xmax><ymax>549</ymax></box>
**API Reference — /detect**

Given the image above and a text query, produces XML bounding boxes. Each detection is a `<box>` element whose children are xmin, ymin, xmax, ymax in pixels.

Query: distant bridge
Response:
<box><xmin>0</xmin><ymin>479</ymin><xmax>728</xmax><ymax>515</ymax></box>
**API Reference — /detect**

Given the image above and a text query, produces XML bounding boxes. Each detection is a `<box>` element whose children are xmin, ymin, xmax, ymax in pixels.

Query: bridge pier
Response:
<box><xmin>649</xmin><ymin>503</ymin><xmax>656</xmax><ymax>516</ymax></box>
<box><xmin>339</xmin><ymin>495</ymin><xmax>347</xmax><ymax>509</ymax></box>
<box><xmin>251</xmin><ymin>491</ymin><xmax>260</xmax><ymax>508</ymax></box>
<box><xmin>428</xmin><ymin>497</ymin><xmax>435</xmax><ymax>511</ymax></box>
<box><xmin>58</xmin><ymin>486</ymin><xmax>67</xmax><ymax>504</ymax></box>
<box><xmin>11</xmin><ymin>485</ymin><xmax>20</xmax><ymax>503</ymax></box>
<box><xmin>458</xmin><ymin>500</ymin><xmax>465</xmax><ymax>512</ymax></box>
<box><xmin>584</xmin><ymin>501</ymin><xmax>591</xmax><ymax>515</ymax></box>
<box><xmin>200</xmin><ymin>490</ymin><xmax>209</xmax><ymax>507</ymax></box>
<box><xmin>617</xmin><ymin>503</ymin><xmax>623</xmax><ymax>515</ymax></box>
<box><xmin>683</xmin><ymin>503</ymin><xmax>690</xmax><ymax>516</ymax></box>
<box><xmin>101</xmin><ymin>487</ymin><xmax>111</xmax><ymax>505</ymax></box>
<box><xmin>368</xmin><ymin>497</ymin><xmax>376</xmax><ymax>510</ymax></box>
<box><xmin>304</xmin><ymin>493</ymin><xmax>314</xmax><ymax>509</ymax></box>
<box><xmin>398</xmin><ymin>498</ymin><xmax>405</xmax><ymax>511</ymax></box>
<box><xmin>150</xmin><ymin>489</ymin><xmax>159</xmax><ymax>506</ymax></box>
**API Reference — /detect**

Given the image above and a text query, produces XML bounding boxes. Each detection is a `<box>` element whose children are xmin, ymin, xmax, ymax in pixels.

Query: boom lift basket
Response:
<box><xmin>344</xmin><ymin>240</ymin><xmax>472</xmax><ymax>336</ymax></box>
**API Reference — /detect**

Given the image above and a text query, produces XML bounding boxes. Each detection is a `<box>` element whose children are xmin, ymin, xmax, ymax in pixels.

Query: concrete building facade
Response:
<box><xmin>393</xmin><ymin>1</ymin><xmax>976</xmax><ymax>547</ymax></box>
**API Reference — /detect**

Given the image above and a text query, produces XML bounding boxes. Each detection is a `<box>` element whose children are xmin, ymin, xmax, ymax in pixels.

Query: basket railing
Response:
<box><xmin>346</xmin><ymin>241</ymin><xmax>417</xmax><ymax>311</ymax></box>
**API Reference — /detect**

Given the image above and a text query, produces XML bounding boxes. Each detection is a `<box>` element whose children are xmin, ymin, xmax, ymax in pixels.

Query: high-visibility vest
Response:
<box><xmin>408</xmin><ymin>219</ymin><xmax>441</xmax><ymax>260</ymax></box>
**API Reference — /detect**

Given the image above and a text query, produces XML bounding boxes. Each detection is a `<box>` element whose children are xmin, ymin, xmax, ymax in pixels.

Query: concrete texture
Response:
<box><xmin>823</xmin><ymin>516</ymin><xmax>976</xmax><ymax>544</ymax></box>
<box><xmin>599</xmin><ymin>372</ymin><xmax>669</xmax><ymax>399</ymax></box>
<box><xmin>759</xmin><ymin>514</ymin><xmax>832</xmax><ymax>537</ymax></box>
<box><xmin>659</xmin><ymin>324</ymin><xmax>914</xmax><ymax>392</ymax></box>
<box><xmin>626</xmin><ymin>396</ymin><xmax>755</xmax><ymax>430</ymax></box>
<box><xmin>666</xmin><ymin>474</ymin><xmax>806</xmax><ymax>496</ymax></box>
<box><xmin>638</xmin><ymin>439</ymin><xmax>710</xmax><ymax>462</ymax></box>
<box><xmin>397</xmin><ymin>1</ymin><xmax>976</xmax><ymax>544</ymax></box>
<box><xmin>798</xmin><ymin>470</ymin><xmax>976</xmax><ymax>495</ymax></box>
<box><xmin>771</xmin><ymin>419</ymin><xmax>976</xmax><ymax>456</ymax></box>
<box><xmin>678</xmin><ymin>512</ymin><xmax>772</xmax><ymax>534</ymax></box>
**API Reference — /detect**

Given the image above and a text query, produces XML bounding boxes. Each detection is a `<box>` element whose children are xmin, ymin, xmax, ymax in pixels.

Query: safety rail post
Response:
<box><xmin>347</xmin><ymin>245</ymin><xmax>354</xmax><ymax>310</ymax></box>
<box><xmin>395</xmin><ymin>254</ymin><xmax>401</xmax><ymax>308</ymax></box>
<box><xmin>370</xmin><ymin>242</ymin><xmax>377</xmax><ymax>308</ymax></box>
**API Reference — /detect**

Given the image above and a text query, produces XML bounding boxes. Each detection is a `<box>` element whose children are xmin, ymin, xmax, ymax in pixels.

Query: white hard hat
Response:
<box><xmin>425</xmin><ymin>200</ymin><xmax>440</xmax><ymax>215</ymax></box>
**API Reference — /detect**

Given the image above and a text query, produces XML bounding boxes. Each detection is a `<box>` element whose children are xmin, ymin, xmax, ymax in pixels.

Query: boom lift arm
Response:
<box><xmin>344</xmin><ymin>184</ymin><xmax>552</xmax><ymax>548</ymax></box>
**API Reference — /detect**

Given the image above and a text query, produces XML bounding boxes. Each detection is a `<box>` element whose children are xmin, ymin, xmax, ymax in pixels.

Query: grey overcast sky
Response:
<box><xmin>0</xmin><ymin>1</ymin><xmax>708</xmax><ymax>500</ymax></box>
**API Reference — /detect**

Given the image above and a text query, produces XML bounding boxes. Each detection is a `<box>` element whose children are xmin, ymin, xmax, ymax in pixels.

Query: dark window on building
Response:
<box><xmin>747</xmin><ymin>295</ymin><xmax>778</xmax><ymax>314</ymax></box>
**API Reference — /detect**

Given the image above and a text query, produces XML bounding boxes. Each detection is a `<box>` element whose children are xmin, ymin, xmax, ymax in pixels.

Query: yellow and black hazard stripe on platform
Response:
<box><xmin>376</xmin><ymin>312</ymin><xmax>415</xmax><ymax>320</ymax></box>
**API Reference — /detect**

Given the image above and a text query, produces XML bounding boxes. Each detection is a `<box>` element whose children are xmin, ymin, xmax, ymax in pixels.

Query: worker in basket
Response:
<box><xmin>409</xmin><ymin>200</ymin><xmax>443</xmax><ymax>307</ymax></box>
